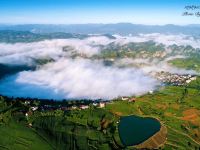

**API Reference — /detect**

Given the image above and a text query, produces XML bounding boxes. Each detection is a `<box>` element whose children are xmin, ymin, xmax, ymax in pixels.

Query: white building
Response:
<box><xmin>190</xmin><ymin>77</ymin><xmax>197</xmax><ymax>81</ymax></box>
<box><xmin>149</xmin><ymin>90</ymin><xmax>154</xmax><ymax>94</ymax></box>
<box><xmin>92</xmin><ymin>103</ymin><xmax>98</xmax><ymax>106</ymax></box>
<box><xmin>24</xmin><ymin>101</ymin><xmax>30</xmax><ymax>105</ymax></box>
<box><xmin>31</xmin><ymin>107</ymin><xmax>38</xmax><ymax>111</ymax></box>
<box><xmin>80</xmin><ymin>105</ymin><xmax>89</xmax><ymax>110</ymax></box>
<box><xmin>99</xmin><ymin>102</ymin><xmax>105</xmax><ymax>108</ymax></box>
<box><xmin>121</xmin><ymin>97</ymin><xmax>129</xmax><ymax>101</ymax></box>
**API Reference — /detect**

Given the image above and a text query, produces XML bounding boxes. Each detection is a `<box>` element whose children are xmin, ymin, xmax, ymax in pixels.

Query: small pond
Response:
<box><xmin>118</xmin><ymin>115</ymin><xmax>161</xmax><ymax>146</ymax></box>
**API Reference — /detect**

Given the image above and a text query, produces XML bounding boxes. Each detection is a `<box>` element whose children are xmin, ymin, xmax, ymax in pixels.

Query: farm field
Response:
<box><xmin>105</xmin><ymin>83</ymin><xmax>200</xmax><ymax>149</ymax></box>
<box><xmin>0</xmin><ymin>79</ymin><xmax>200</xmax><ymax>149</ymax></box>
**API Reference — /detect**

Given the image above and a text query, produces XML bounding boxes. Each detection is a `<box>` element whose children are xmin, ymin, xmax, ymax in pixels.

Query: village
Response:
<box><xmin>4</xmin><ymin>70</ymin><xmax>198</xmax><ymax>122</ymax></box>
<box><xmin>4</xmin><ymin>70</ymin><xmax>198</xmax><ymax>120</ymax></box>
<box><xmin>19</xmin><ymin>96</ymin><xmax>137</xmax><ymax>119</ymax></box>
<box><xmin>152</xmin><ymin>71</ymin><xmax>197</xmax><ymax>86</ymax></box>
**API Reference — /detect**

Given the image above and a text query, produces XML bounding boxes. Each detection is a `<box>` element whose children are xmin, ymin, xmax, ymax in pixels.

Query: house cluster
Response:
<box><xmin>23</xmin><ymin>100</ymin><xmax>107</xmax><ymax>121</ymax></box>
<box><xmin>153</xmin><ymin>72</ymin><xmax>197</xmax><ymax>86</ymax></box>
<box><xmin>79</xmin><ymin>102</ymin><xmax>106</xmax><ymax>109</ymax></box>
<box><xmin>39</xmin><ymin>101</ymin><xmax>107</xmax><ymax>111</ymax></box>
<box><xmin>121</xmin><ymin>97</ymin><xmax>136</xmax><ymax>102</ymax></box>
<box><xmin>68</xmin><ymin>102</ymin><xmax>106</xmax><ymax>110</ymax></box>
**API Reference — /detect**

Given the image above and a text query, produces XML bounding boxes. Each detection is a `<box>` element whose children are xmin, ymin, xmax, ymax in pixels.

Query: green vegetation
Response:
<box><xmin>0</xmin><ymin>97</ymin><xmax>53</xmax><ymax>150</ymax></box>
<box><xmin>1</xmin><ymin>80</ymin><xmax>200</xmax><ymax>149</ymax></box>
<box><xmin>106</xmin><ymin>84</ymin><xmax>200</xmax><ymax>149</ymax></box>
<box><xmin>169</xmin><ymin>57</ymin><xmax>200</xmax><ymax>72</ymax></box>
<box><xmin>0</xmin><ymin>97</ymin><xmax>122</xmax><ymax>150</ymax></box>
<box><xmin>93</xmin><ymin>41</ymin><xmax>166</xmax><ymax>60</ymax></box>
<box><xmin>0</xmin><ymin>121</ymin><xmax>53</xmax><ymax>150</ymax></box>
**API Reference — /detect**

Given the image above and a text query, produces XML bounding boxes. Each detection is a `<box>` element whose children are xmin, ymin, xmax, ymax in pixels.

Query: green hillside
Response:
<box><xmin>1</xmin><ymin>79</ymin><xmax>200</xmax><ymax>149</ymax></box>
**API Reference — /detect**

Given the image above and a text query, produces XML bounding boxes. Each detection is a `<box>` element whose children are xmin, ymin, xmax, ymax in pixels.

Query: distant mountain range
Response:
<box><xmin>0</xmin><ymin>30</ymin><xmax>88</xmax><ymax>43</ymax></box>
<box><xmin>0</xmin><ymin>23</ymin><xmax>200</xmax><ymax>35</ymax></box>
<box><xmin>0</xmin><ymin>30</ymin><xmax>116</xmax><ymax>43</ymax></box>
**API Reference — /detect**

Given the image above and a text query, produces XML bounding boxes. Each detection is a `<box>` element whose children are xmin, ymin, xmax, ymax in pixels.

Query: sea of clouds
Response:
<box><xmin>0</xmin><ymin>33</ymin><xmax>199</xmax><ymax>99</ymax></box>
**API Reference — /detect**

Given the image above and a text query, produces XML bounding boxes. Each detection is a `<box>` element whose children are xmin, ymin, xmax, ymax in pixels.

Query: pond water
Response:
<box><xmin>118</xmin><ymin>115</ymin><xmax>161</xmax><ymax>146</ymax></box>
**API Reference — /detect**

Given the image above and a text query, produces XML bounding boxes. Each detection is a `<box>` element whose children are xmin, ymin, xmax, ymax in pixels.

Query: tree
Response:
<box><xmin>54</xmin><ymin>109</ymin><xmax>64</xmax><ymax>117</ymax></box>
<box><xmin>187</xmin><ymin>141</ymin><xmax>191</xmax><ymax>146</ymax></box>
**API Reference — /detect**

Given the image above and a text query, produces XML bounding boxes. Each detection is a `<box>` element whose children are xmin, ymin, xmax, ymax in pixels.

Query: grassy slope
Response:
<box><xmin>0</xmin><ymin>120</ymin><xmax>53</xmax><ymax>150</ymax></box>
<box><xmin>1</xmin><ymin>80</ymin><xmax>200</xmax><ymax>149</ymax></box>
<box><xmin>105</xmin><ymin>85</ymin><xmax>200</xmax><ymax>149</ymax></box>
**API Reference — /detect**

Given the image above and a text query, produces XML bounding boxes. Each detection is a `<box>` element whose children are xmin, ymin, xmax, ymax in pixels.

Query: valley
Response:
<box><xmin>0</xmin><ymin>30</ymin><xmax>200</xmax><ymax>149</ymax></box>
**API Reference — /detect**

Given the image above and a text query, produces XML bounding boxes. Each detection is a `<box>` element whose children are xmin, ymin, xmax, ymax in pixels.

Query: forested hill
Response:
<box><xmin>0</xmin><ymin>30</ymin><xmax>88</xmax><ymax>43</ymax></box>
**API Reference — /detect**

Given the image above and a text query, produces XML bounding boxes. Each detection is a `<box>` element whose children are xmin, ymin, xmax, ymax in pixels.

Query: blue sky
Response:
<box><xmin>0</xmin><ymin>0</ymin><xmax>200</xmax><ymax>25</ymax></box>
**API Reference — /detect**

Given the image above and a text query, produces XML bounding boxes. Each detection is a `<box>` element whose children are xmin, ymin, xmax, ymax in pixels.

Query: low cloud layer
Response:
<box><xmin>114</xmin><ymin>33</ymin><xmax>200</xmax><ymax>48</ymax></box>
<box><xmin>0</xmin><ymin>33</ymin><xmax>199</xmax><ymax>99</ymax></box>
<box><xmin>0</xmin><ymin>36</ymin><xmax>111</xmax><ymax>65</ymax></box>
<box><xmin>0</xmin><ymin>59</ymin><xmax>159</xmax><ymax>99</ymax></box>
<box><xmin>115</xmin><ymin>56</ymin><xmax>197</xmax><ymax>75</ymax></box>
<box><xmin>1</xmin><ymin>33</ymin><xmax>200</xmax><ymax>65</ymax></box>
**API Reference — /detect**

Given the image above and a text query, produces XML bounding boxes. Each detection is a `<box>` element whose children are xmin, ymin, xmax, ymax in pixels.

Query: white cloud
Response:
<box><xmin>113</xmin><ymin>33</ymin><xmax>200</xmax><ymax>48</ymax></box>
<box><xmin>12</xmin><ymin>58</ymin><xmax>158</xmax><ymax>99</ymax></box>
<box><xmin>115</xmin><ymin>57</ymin><xmax>197</xmax><ymax>75</ymax></box>
<box><xmin>0</xmin><ymin>33</ymin><xmax>199</xmax><ymax>99</ymax></box>
<box><xmin>0</xmin><ymin>33</ymin><xmax>199</xmax><ymax>65</ymax></box>
<box><xmin>0</xmin><ymin>36</ymin><xmax>112</xmax><ymax>65</ymax></box>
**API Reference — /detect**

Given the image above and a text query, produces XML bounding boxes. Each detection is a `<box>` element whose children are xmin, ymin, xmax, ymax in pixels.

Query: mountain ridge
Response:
<box><xmin>0</xmin><ymin>23</ymin><xmax>200</xmax><ymax>35</ymax></box>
